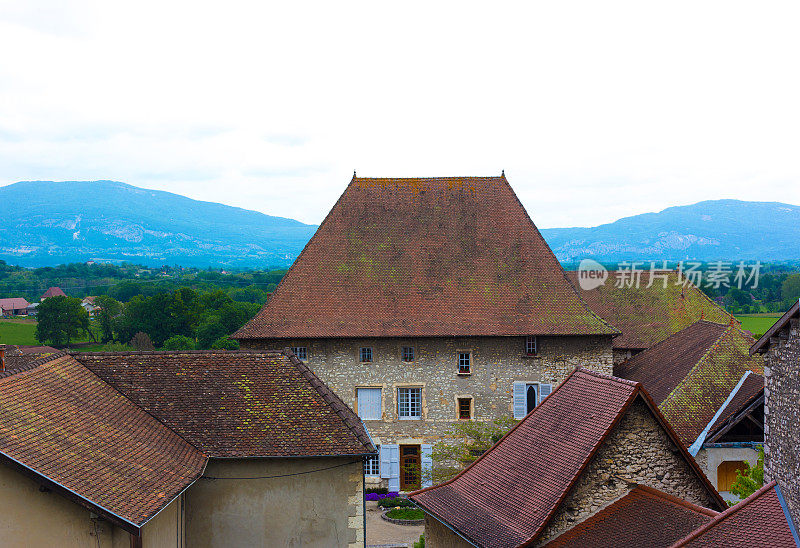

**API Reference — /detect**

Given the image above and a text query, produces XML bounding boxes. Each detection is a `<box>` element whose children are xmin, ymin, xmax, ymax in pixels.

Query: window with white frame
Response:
<box><xmin>357</xmin><ymin>387</ymin><xmax>382</xmax><ymax>420</ymax></box>
<box><xmin>458</xmin><ymin>352</ymin><xmax>471</xmax><ymax>374</ymax></box>
<box><xmin>360</xmin><ymin>347</ymin><xmax>373</xmax><ymax>363</ymax></box>
<box><xmin>365</xmin><ymin>451</ymin><xmax>380</xmax><ymax>476</ymax></box>
<box><xmin>401</xmin><ymin>346</ymin><xmax>415</xmax><ymax>363</ymax></box>
<box><xmin>398</xmin><ymin>387</ymin><xmax>422</xmax><ymax>419</ymax></box>
<box><xmin>291</xmin><ymin>346</ymin><xmax>307</xmax><ymax>361</ymax></box>
<box><xmin>525</xmin><ymin>336</ymin><xmax>538</xmax><ymax>356</ymax></box>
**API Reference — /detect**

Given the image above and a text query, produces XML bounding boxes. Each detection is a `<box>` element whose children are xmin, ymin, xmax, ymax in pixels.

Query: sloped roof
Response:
<box><xmin>751</xmin><ymin>299</ymin><xmax>800</xmax><ymax>354</ymax></box>
<box><xmin>566</xmin><ymin>271</ymin><xmax>733</xmax><ymax>350</ymax></box>
<box><xmin>707</xmin><ymin>373</ymin><xmax>763</xmax><ymax>441</ymax></box>
<box><xmin>409</xmin><ymin>368</ymin><xmax>723</xmax><ymax>548</ymax></box>
<box><xmin>41</xmin><ymin>286</ymin><xmax>66</xmax><ymax>299</ymax></box>
<box><xmin>0</xmin><ymin>354</ymin><xmax>206</xmax><ymax>532</ymax></box>
<box><xmin>672</xmin><ymin>481</ymin><xmax>799</xmax><ymax>547</ymax></box>
<box><xmin>615</xmin><ymin>321</ymin><xmax>764</xmax><ymax>447</ymax></box>
<box><xmin>235</xmin><ymin>176</ymin><xmax>618</xmax><ymax>339</ymax></box>
<box><xmin>0</xmin><ymin>344</ymin><xmax>60</xmax><ymax>374</ymax></box>
<box><xmin>0</xmin><ymin>297</ymin><xmax>29</xmax><ymax>310</ymax></box>
<box><xmin>545</xmin><ymin>485</ymin><xmax>717</xmax><ymax>548</ymax></box>
<box><xmin>73</xmin><ymin>350</ymin><xmax>375</xmax><ymax>457</ymax></box>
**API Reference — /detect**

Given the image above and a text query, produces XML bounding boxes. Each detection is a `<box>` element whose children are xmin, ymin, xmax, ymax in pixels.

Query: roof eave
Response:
<box><xmin>750</xmin><ymin>299</ymin><xmax>800</xmax><ymax>355</ymax></box>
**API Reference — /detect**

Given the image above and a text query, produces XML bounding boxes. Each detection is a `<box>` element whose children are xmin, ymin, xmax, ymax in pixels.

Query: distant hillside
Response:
<box><xmin>540</xmin><ymin>200</ymin><xmax>800</xmax><ymax>263</ymax></box>
<box><xmin>0</xmin><ymin>181</ymin><xmax>317</xmax><ymax>267</ymax></box>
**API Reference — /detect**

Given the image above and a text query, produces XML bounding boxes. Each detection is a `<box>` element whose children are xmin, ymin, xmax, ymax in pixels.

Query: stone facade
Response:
<box><xmin>536</xmin><ymin>399</ymin><xmax>720</xmax><ymax>545</ymax></box>
<box><xmin>763</xmin><ymin>316</ymin><xmax>800</xmax><ymax>525</ymax></box>
<box><xmin>243</xmin><ymin>335</ymin><xmax>613</xmax><ymax>486</ymax></box>
<box><xmin>695</xmin><ymin>445</ymin><xmax>760</xmax><ymax>500</ymax></box>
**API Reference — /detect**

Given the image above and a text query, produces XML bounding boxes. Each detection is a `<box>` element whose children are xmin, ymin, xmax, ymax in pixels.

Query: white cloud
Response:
<box><xmin>1</xmin><ymin>0</ymin><xmax>798</xmax><ymax>227</ymax></box>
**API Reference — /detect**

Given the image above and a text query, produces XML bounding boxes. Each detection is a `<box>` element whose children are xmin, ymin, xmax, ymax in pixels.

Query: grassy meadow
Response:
<box><xmin>735</xmin><ymin>314</ymin><xmax>783</xmax><ymax>338</ymax></box>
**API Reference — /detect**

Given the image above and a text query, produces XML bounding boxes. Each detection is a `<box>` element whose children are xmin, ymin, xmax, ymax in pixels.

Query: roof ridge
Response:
<box><xmin>669</xmin><ymin>481</ymin><xmax>778</xmax><ymax>547</ymax></box>
<box><xmin>632</xmin><ymin>484</ymin><xmax>719</xmax><ymax>517</ymax></box>
<box><xmin>281</xmin><ymin>348</ymin><xmax>375</xmax><ymax>453</ymax></box>
<box><xmin>71</xmin><ymin>349</ymin><xmax>283</xmax><ymax>357</ymax></box>
<box><xmin>0</xmin><ymin>350</ymin><xmax>69</xmax><ymax>381</ymax></box>
<box><xmin>573</xmin><ymin>366</ymin><xmax>640</xmax><ymax>387</ymax></box>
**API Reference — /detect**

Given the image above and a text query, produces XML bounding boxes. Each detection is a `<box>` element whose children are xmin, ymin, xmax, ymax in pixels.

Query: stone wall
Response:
<box><xmin>763</xmin><ymin>316</ymin><xmax>800</xmax><ymax>525</ymax></box>
<box><xmin>424</xmin><ymin>514</ymin><xmax>475</xmax><ymax>548</ymax></box>
<box><xmin>537</xmin><ymin>398</ymin><xmax>720</xmax><ymax>545</ymax></box>
<box><xmin>243</xmin><ymin>335</ymin><xmax>613</xmax><ymax>451</ymax></box>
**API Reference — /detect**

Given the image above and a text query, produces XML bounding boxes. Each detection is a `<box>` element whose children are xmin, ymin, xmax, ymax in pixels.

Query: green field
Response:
<box><xmin>0</xmin><ymin>318</ymin><xmax>39</xmax><ymax>345</ymax></box>
<box><xmin>735</xmin><ymin>314</ymin><xmax>782</xmax><ymax>338</ymax></box>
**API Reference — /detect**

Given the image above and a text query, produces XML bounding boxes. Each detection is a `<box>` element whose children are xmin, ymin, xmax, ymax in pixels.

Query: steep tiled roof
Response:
<box><xmin>409</xmin><ymin>368</ymin><xmax>722</xmax><ymax>548</ymax></box>
<box><xmin>672</xmin><ymin>481</ymin><xmax>800</xmax><ymax>547</ymax></box>
<box><xmin>566</xmin><ymin>271</ymin><xmax>733</xmax><ymax>350</ymax></box>
<box><xmin>41</xmin><ymin>286</ymin><xmax>66</xmax><ymax>299</ymax></box>
<box><xmin>707</xmin><ymin>373</ymin><xmax>763</xmax><ymax>440</ymax></box>
<box><xmin>1</xmin><ymin>344</ymin><xmax>60</xmax><ymax>374</ymax></box>
<box><xmin>73</xmin><ymin>350</ymin><xmax>375</xmax><ymax>457</ymax></box>
<box><xmin>545</xmin><ymin>485</ymin><xmax>717</xmax><ymax>548</ymax></box>
<box><xmin>615</xmin><ymin>321</ymin><xmax>764</xmax><ymax>447</ymax></box>
<box><xmin>235</xmin><ymin>176</ymin><xmax>618</xmax><ymax>339</ymax></box>
<box><xmin>0</xmin><ymin>297</ymin><xmax>29</xmax><ymax>310</ymax></box>
<box><xmin>0</xmin><ymin>354</ymin><xmax>206</xmax><ymax>531</ymax></box>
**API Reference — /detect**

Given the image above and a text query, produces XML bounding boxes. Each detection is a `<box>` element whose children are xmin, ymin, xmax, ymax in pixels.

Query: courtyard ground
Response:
<box><xmin>366</xmin><ymin>501</ymin><xmax>424</xmax><ymax>548</ymax></box>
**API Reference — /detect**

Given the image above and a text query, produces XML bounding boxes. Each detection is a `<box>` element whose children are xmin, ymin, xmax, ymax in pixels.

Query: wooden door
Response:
<box><xmin>717</xmin><ymin>460</ymin><xmax>747</xmax><ymax>491</ymax></box>
<box><xmin>400</xmin><ymin>445</ymin><xmax>421</xmax><ymax>491</ymax></box>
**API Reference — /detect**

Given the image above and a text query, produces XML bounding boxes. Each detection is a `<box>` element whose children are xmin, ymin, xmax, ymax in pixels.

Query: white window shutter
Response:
<box><xmin>513</xmin><ymin>381</ymin><xmax>526</xmax><ymax>419</ymax></box>
<box><xmin>380</xmin><ymin>444</ymin><xmax>392</xmax><ymax>478</ymax></box>
<box><xmin>539</xmin><ymin>383</ymin><xmax>552</xmax><ymax>404</ymax></box>
<box><xmin>357</xmin><ymin>388</ymin><xmax>381</xmax><ymax>420</ymax></box>
<box><xmin>388</xmin><ymin>446</ymin><xmax>400</xmax><ymax>492</ymax></box>
<box><xmin>421</xmin><ymin>444</ymin><xmax>433</xmax><ymax>488</ymax></box>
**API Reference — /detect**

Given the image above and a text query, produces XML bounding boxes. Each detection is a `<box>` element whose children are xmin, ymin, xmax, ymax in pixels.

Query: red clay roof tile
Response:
<box><xmin>235</xmin><ymin>176</ymin><xmax>618</xmax><ymax>339</ymax></box>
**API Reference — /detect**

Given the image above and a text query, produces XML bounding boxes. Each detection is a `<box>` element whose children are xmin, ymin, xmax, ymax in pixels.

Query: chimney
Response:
<box><xmin>0</xmin><ymin>344</ymin><xmax>5</xmax><ymax>372</ymax></box>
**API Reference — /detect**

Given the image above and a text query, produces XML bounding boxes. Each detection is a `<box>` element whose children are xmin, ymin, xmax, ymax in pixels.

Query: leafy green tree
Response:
<box><xmin>196</xmin><ymin>316</ymin><xmax>227</xmax><ymax>349</ymax></box>
<box><xmin>729</xmin><ymin>446</ymin><xmax>764</xmax><ymax>505</ymax></box>
<box><xmin>163</xmin><ymin>334</ymin><xmax>196</xmax><ymax>350</ymax></box>
<box><xmin>93</xmin><ymin>295</ymin><xmax>122</xmax><ymax>343</ymax></box>
<box><xmin>35</xmin><ymin>296</ymin><xmax>90</xmax><ymax>346</ymax></box>
<box><xmin>425</xmin><ymin>417</ymin><xmax>517</xmax><ymax>485</ymax></box>
<box><xmin>211</xmin><ymin>336</ymin><xmax>239</xmax><ymax>350</ymax></box>
<box><xmin>782</xmin><ymin>274</ymin><xmax>800</xmax><ymax>309</ymax></box>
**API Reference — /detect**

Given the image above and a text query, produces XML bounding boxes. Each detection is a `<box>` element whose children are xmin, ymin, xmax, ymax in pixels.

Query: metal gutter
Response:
<box><xmin>688</xmin><ymin>371</ymin><xmax>751</xmax><ymax>456</ymax></box>
<box><xmin>775</xmin><ymin>484</ymin><xmax>800</xmax><ymax>547</ymax></box>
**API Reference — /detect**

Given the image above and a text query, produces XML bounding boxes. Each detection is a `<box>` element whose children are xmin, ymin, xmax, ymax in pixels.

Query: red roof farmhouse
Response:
<box><xmin>234</xmin><ymin>175</ymin><xmax>619</xmax><ymax>492</ymax></box>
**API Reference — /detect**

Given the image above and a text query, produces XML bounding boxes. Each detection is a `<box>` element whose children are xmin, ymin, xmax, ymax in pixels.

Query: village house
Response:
<box><xmin>751</xmin><ymin>299</ymin><xmax>800</xmax><ymax>527</ymax></box>
<box><xmin>409</xmin><ymin>368</ymin><xmax>726</xmax><ymax>547</ymax></box>
<box><xmin>234</xmin><ymin>175</ymin><xmax>619</xmax><ymax>491</ymax></box>
<box><xmin>566</xmin><ymin>270</ymin><xmax>734</xmax><ymax>364</ymax></box>
<box><xmin>614</xmin><ymin>320</ymin><xmax>764</xmax><ymax>499</ymax></box>
<box><xmin>0</xmin><ymin>349</ymin><xmax>375</xmax><ymax>547</ymax></box>
<box><xmin>0</xmin><ymin>296</ymin><xmax>30</xmax><ymax>316</ymax></box>
<box><xmin>41</xmin><ymin>286</ymin><xmax>66</xmax><ymax>300</ymax></box>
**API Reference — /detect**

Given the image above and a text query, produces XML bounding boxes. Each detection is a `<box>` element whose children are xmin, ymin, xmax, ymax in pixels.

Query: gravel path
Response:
<box><xmin>365</xmin><ymin>503</ymin><xmax>424</xmax><ymax>548</ymax></box>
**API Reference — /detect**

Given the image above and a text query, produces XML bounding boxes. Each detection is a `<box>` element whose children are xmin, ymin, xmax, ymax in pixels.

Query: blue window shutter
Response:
<box><xmin>513</xmin><ymin>381</ymin><xmax>526</xmax><ymax>419</ymax></box>
<box><xmin>421</xmin><ymin>444</ymin><xmax>433</xmax><ymax>488</ymax></box>
<box><xmin>380</xmin><ymin>444</ymin><xmax>393</xmax><ymax>479</ymax></box>
<box><xmin>357</xmin><ymin>388</ymin><xmax>381</xmax><ymax>420</ymax></box>
<box><xmin>539</xmin><ymin>383</ymin><xmax>552</xmax><ymax>404</ymax></box>
<box><xmin>388</xmin><ymin>446</ymin><xmax>400</xmax><ymax>492</ymax></box>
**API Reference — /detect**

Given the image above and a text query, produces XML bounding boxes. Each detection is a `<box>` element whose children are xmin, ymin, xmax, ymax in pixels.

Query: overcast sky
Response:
<box><xmin>1</xmin><ymin>1</ymin><xmax>798</xmax><ymax>228</ymax></box>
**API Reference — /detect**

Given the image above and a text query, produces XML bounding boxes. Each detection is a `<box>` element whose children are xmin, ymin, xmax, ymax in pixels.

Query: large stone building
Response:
<box><xmin>409</xmin><ymin>368</ymin><xmax>726</xmax><ymax>547</ymax></box>
<box><xmin>751</xmin><ymin>299</ymin><xmax>800</xmax><ymax>527</ymax></box>
<box><xmin>0</xmin><ymin>350</ymin><xmax>374</xmax><ymax>547</ymax></box>
<box><xmin>234</xmin><ymin>175</ymin><xmax>619</xmax><ymax>490</ymax></box>
<box><xmin>614</xmin><ymin>320</ymin><xmax>764</xmax><ymax>499</ymax></box>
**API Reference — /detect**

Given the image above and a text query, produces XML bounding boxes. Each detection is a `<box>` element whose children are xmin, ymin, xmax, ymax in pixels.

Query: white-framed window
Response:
<box><xmin>458</xmin><ymin>352</ymin><xmax>471</xmax><ymax>374</ymax></box>
<box><xmin>401</xmin><ymin>346</ymin><xmax>415</xmax><ymax>363</ymax></box>
<box><xmin>291</xmin><ymin>346</ymin><xmax>307</xmax><ymax>361</ymax></box>
<box><xmin>357</xmin><ymin>387</ymin><xmax>382</xmax><ymax>420</ymax></box>
<box><xmin>365</xmin><ymin>450</ymin><xmax>381</xmax><ymax>476</ymax></box>
<box><xmin>525</xmin><ymin>336</ymin><xmax>538</xmax><ymax>356</ymax></box>
<box><xmin>398</xmin><ymin>387</ymin><xmax>422</xmax><ymax>419</ymax></box>
<box><xmin>360</xmin><ymin>347</ymin><xmax>373</xmax><ymax>363</ymax></box>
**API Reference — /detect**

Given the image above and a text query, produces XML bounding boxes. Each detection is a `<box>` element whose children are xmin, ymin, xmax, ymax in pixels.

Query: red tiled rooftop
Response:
<box><xmin>73</xmin><ymin>350</ymin><xmax>374</xmax><ymax>457</ymax></box>
<box><xmin>41</xmin><ymin>286</ymin><xmax>66</xmax><ymax>299</ymax></box>
<box><xmin>545</xmin><ymin>485</ymin><xmax>717</xmax><ymax>548</ymax></box>
<box><xmin>409</xmin><ymin>368</ymin><xmax>723</xmax><ymax>548</ymax></box>
<box><xmin>566</xmin><ymin>271</ymin><xmax>733</xmax><ymax>350</ymax></box>
<box><xmin>235</xmin><ymin>176</ymin><xmax>618</xmax><ymax>339</ymax></box>
<box><xmin>0</xmin><ymin>297</ymin><xmax>30</xmax><ymax>310</ymax></box>
<box><xmin>672</xmin><ymin>481</ymin><xmax>799</xmax><ymax>547</ymax></box>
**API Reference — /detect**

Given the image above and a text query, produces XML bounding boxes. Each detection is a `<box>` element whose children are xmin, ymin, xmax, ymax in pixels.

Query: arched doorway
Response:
<box><xmin>526</xmin><ymin>385</ymin><xmax>538</xmax><ymax>414</ymax></box>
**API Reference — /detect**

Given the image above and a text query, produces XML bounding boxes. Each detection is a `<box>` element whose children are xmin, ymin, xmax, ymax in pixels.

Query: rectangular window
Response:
<box><xmin>458</xmin><ymin>352</ymin><xmax>471</xmax><ymax>374</ymax></box>
<box><xmin>402</xmin><ymin>346</ymin><xmax>415</xmax><ymax>363</ymax></box>
<box><xmin>291</xmin><ymin>346</ymin><xmax>307</xmax><ymax>361</ymax></box>
<box><xmin>365</xmin><ymin>452</ymin><xmax>380</xmax><ymax>476</ymax></box>
<box><xmin>525</xmin><ymin>336</ymin><xmax>538</xmax><ymax>356</ymax></box>
<box><xmin>458</xmin><ymin>397</ymin><xmax>472</xmax><ymax>420</ymax></box>
<box><xmin>360</xmin><ymin>347</ymin><xmax>373</xmax><ymax>363</ymax></box>
<box><xmin>357</xmin><ymin>387</ymin><xmax>382</xmax><ymax>420</ymax></box>
<box><xmin>398</xmin><ymin>387</ymin><xmax>422</xmax><ymax>419</ymax></box>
